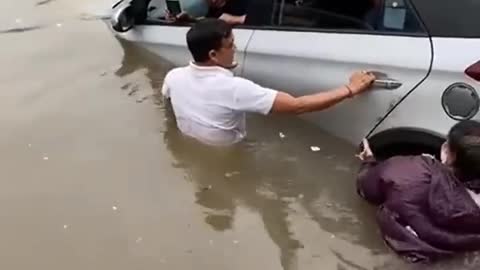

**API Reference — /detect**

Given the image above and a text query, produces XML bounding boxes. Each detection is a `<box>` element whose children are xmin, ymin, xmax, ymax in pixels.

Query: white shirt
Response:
<box><xmin>161</xmin><ymin>62</ymin><xmax>278</xmax><ymax>146</ymax></box>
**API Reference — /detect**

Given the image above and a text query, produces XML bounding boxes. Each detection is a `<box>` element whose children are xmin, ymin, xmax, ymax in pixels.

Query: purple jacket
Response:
<box><xmin>357</xmin><ymin>155</ymin><xmax>480</xmax><ymax>262</ymax></box>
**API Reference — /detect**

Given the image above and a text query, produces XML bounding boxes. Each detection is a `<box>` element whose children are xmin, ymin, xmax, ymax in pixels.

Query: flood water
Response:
<box><xmin>1</xmin><ymin>1</ymin><xmax>479</xmax><ymax>269</ymax></box>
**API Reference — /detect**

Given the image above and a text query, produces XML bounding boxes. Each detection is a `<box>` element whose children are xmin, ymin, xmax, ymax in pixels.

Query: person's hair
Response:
<box><xmin>186</xmin><ymin>18</ymin><xmax>233</xmax><ymax>63</ymax></box>
<box><xmin>447</xmin><ymin>120</ymin><xmax>480</xmax><ymax>180</ymax></box>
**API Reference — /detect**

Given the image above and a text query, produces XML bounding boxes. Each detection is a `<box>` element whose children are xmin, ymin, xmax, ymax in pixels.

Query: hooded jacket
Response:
<box><xmin>357</xmin><ymin>155</ymin><xmax>480</xmax><ymax>262</ymax></box>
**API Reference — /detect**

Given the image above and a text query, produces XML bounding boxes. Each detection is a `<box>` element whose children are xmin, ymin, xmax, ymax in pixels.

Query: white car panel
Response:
<box><xmin>242</xmin><ymin>30</ymin><xmax>432</xmax><ymax>143</ymax></box>
<box><xmin>112</xmin><ymin>25</ymin><xmax>254</xmax><ymax>75</ymax></box>
<box><xmin>371</xmin><ymin>38</ymin><xmax>480</xmax><ymax>138</ymax></box>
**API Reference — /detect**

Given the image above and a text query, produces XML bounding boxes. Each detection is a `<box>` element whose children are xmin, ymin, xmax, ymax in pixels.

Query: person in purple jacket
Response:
<box><xmin>356</xmin><ymin>120</ymin><xmax>480</xmax><ymax>263</ymax></box>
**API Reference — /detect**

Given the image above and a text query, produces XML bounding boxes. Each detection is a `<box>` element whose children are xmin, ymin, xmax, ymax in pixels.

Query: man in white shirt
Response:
<box><xmin>162</xmin><ymin>18</ymin><xmax>376</xmax><ymax>146</ymax></box>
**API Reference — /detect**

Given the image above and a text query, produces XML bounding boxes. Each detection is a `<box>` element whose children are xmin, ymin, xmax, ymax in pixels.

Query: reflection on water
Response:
<box><xmin>0</xmin><ymin>25</ymin><xmax>46</xmax><ymax>34</ymax></box>
<box><xmin>35</xmin><ymin>0</ymin><xmax>55</xmax><ymax>6</ymax></box>
<box><xmin>162</xmin><ymin>111</ymin><xmax>304</xmax><ymax>270</ymax></box>
<box><xmin>114</xmin><ymin>37</ymin><xmax>174</xmax><ymax>105</ymax></box>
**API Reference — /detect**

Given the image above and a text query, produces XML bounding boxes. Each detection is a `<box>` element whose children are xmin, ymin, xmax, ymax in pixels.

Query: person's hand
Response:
<box><xmin>164</xmin><ymin>8</ymin><xmax>175</xmax><ymax>21</ymax></box>
<box><xmin>164</xmin><ymin>10</ymin><xmax>193</xmax><ymax>22</ymax></box>
<box><xmin>177</xmin><ymin>12</ymin><xmax>195</xmax><ymax>21</ymax></box>
<box><xmin>164</xmin><ymin>9</ymin><xmax>177</xmax><ymax>22</ymax></box>
<box><xmin>356</xmin><ymin>139</ymin><xmax>374</xmax><ymax>161</ymax></box>
<box><xmin>347</xmin><ymin>71</ymin><xmax>376</xmax><ymax>96</ymax></box>
<box><xmin>219</xmin><ymin>13</ymin><xmax>246</xmax><ymax>25</ymax></box>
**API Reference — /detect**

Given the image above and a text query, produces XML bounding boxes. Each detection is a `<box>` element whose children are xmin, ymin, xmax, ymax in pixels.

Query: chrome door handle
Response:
<box><xmin>373</xmin><ymin>79</ymin><xmax>403</xmax><ymax>90</ymax></box>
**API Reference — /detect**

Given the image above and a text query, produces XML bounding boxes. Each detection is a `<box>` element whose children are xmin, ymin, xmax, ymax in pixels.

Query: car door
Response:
<box><xmin>242</xmin><ymin>0</ymin><xmax>433</xmax><ymax>144</ymax></box>
<box><xmin>112</xmin><ymin>0</ymin><xmax>254</xmax><ymax>75</ymax></box>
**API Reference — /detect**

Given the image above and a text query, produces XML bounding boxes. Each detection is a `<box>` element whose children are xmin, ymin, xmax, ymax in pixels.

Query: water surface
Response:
<box><xmin>0</xmin><ymin>1</ymin><xmax>478</xmax><ymax>269</ymax></box>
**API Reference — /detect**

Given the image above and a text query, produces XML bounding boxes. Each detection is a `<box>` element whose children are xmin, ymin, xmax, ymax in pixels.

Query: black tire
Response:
<box><xmin>371</xmin><ymin>142</ymin><xmax>440</xmax><ymax>161</ymax></box>
<box><xmin>367</xmin><ymin>128</ymin><xmax>445</xmax><ymax>161</ymax></box>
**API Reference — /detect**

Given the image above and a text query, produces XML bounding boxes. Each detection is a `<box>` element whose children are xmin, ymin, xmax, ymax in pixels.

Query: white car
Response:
<box><xmin>109</xmin><ymin>0</ymin><xmax>480</xmax><ymax>158</ymax></box>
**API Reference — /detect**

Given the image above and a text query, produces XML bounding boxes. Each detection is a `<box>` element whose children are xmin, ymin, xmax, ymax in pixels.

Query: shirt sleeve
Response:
<box><xmin>230</xmin><ymin>77</ymin><xmax>278</xmax><ymax>115</ymax></box>
<box><xmin>161</xmin><ymin>73</ymin><xmax>171</xmax><ymax>98</ymax></box>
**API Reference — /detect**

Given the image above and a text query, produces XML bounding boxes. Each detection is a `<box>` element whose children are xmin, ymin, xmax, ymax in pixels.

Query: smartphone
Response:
<box><xmin>166</xmin><ymin>0</ymin><xmax>182</xmax><ymax>16</ymax></box>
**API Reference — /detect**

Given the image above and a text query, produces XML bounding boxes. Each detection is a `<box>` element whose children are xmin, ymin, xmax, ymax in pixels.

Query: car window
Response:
<box><xmin>274</xmin><ymin>0</ymin><xmax>425</xmax><ymax>34</ymax></box>
<box><xmin>412</xmin><ymin>0</ymin><xmax>480</xmax><ymax>38</ymax></box>
<box><xmin>245</xmin><ymin>0</ymin><xmax>277</xmax><ymax>26</ymax></box>
<box><xmin>147</xmin><ymin>0</ymin><xmax>166</xmax><ymax>20</ymax></box>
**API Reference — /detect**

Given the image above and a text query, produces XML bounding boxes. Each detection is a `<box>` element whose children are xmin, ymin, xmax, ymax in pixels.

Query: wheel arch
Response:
<box><xmin>367</xmin><ymin>127</ymin><xmax>446</xmax><ymax>159</ymax></box>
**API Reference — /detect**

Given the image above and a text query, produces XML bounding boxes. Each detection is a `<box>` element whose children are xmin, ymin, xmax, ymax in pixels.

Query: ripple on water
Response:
<box><xmin>0</xmin><ymin>25</ymin><xmax>46</xmax><ymax>35</ymax></box>
<box><xmin>36</xmin><ymin>0</ymin><xmax>56</xmax><ymax>6</ymax></box>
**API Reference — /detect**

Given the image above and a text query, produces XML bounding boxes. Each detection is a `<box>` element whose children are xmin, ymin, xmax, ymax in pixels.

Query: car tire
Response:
<box><xmin>367</xmin><ymin>128</ymin><xmax>445</xmax><ymax>160</ymax></box>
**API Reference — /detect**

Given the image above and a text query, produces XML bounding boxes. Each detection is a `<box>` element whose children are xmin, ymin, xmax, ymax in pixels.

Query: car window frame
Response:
<box><xmin>140</xmin><ymin>0</ymin><xmax>429</xmax><ymax>38</ymax></box>
<box><xmin>238</xmin><ymin>0</ymin><xmax>429</xmax><ymax>37</ymax></box>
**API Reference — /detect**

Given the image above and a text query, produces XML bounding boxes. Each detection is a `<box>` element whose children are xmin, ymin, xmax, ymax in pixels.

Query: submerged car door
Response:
<box><xmin>242</xmin><ymin>0</ymin><xmax>432</xmax><ymax>143</ymax></box>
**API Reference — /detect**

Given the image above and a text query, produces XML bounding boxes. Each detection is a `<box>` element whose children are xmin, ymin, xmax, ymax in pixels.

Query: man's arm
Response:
<box><xmin>270</xmin><ymin>71</ymin><xmax>375</xmax><ymax>114</ymax></box>
<box><xmin>219</xmin><ymin>13</ymin><xmax>246</xmax><ymax>25</ymax></box>
<box><xmin>229</xmin><ymin>71</ymin><xmax>375</xmax><ymax>116</ymax></box>
<box><xmin>271</xmin><ymin>86</ymin><xmax>352</xmax><ymax>114</ymax></box>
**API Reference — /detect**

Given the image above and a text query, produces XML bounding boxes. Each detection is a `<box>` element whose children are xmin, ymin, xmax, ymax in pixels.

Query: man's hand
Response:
<box><xmin>270</xmin><ymin>70</ymin><xmax>376</xmax><ymax>114</ymax></box>
<box><xmin>164</xmin><ymin>9</ymin><xmax>176</xmax><ymax>22</ymax></box>
<box><xmin>219</xmin><ymin>13</ymin><xmax>246</xmax><ymax>25</ymax></box>
<box><xmin>164</xmin><ymin>10</ymin><xmax>195</xmax><ymax>23</ymax></box>
<box><xmin>347</xmin><ymin>71</ymin><xmax>376</xmax><ymax>96</ymax></box>
<box><xmin>356</xmin><ymin>139</ymin><xmax>375</xmax><ymax>161</ymax></box>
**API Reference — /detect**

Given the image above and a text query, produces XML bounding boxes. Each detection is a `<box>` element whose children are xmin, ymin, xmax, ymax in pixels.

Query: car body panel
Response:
<box><xmin>242</xmin><ymin>29</ymin><xmax>432</xmax><ymax>143</ymax></box>
<box><xmin>370</xmin><ymin>38</ymin><xmax>480</xmax><ymax>138</ymax></box>
<box><xmin>112</xmin><ymin>25</ymin><xmax>254</xmax><ymax>75</ymax></box>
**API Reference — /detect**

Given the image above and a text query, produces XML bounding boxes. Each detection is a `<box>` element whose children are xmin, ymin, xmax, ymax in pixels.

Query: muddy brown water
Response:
<box><xmin>0</xmin><ymin>1</ymin><xmax>479</xmax><ymax>269</ymax></box>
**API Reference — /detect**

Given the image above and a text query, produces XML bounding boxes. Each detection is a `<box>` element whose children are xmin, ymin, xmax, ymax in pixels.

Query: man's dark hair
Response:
<box><xmin>186</xmin><ymin>18</ymin><xmax>233</xmax><ymax>63</ymax></box>
<box><xmin>448</xmin><ymin>120</ymin><xmax>480</xmax><ymax>180</ymax></box>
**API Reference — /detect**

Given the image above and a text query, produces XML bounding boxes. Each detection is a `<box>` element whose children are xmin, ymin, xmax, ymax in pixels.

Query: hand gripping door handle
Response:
<box><xmin>369</xmin><ymin>71</ymin><xmax>403</xmax><ymax>90</ymax></box>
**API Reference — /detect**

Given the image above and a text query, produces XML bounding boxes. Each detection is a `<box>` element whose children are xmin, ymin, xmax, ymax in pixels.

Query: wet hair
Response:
<box><xmin>447</xmin><ymin>120</ymin><xmax>480</xmax><ymax>180</ymax></box>
<box><xmin>186</xmin><ymin>18</ymin><xmax>232</xmax><ymax>63</ymax></box>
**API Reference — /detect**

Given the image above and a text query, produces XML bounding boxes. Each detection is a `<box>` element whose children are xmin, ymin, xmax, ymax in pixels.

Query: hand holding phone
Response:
<box><xmin>166</xmin><ymin>0</ymin><xmax>182</xmax><ymax>16</ymax></box>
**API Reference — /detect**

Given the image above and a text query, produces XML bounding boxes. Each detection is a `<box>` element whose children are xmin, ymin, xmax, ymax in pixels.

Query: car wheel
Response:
<box><xmin>367</xmin><ymin>128</ymin><xmax>445</xmax><ymax>160</ymax></box>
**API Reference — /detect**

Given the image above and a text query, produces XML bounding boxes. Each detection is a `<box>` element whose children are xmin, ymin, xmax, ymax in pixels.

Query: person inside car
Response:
<box><xmin>356</xmin><ymin>120</ymin><xmax>480</xmax><ymax>263</ymax></box>
<box><xmin>206</xmin><ymin>0</ymin><xmax>249</xmax><ymax>25</ymax></box>
<box><xmin>161</xmin><ymin>19</ymin><xmax>375</xmax><ymax>146</ymax></box>
<box><xmin>166</xmin><ymin>0</ymin><xmax>273</xmax><ymax>26</ymax></box>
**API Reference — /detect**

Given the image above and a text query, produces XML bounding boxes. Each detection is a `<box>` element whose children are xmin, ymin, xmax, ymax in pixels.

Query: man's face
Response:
<box><xmin>210</xmin><ymin>33</ymin><xmax>237</xmax><ymax>69</ymax></box>
<box><xmin>207</xmin><ymin>0</ymin><xmax>227</xmax><ymax>8</ymax></box>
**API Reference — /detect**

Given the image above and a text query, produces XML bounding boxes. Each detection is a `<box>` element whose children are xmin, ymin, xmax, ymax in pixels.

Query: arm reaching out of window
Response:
<box><xmin>218</xmin><ymin>13</ymin><xmax>246</xmax><ymax>25</ymax></box>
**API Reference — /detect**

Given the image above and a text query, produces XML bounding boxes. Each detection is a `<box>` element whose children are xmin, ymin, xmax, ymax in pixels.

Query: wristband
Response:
<box><xmin>345</xmin><ymin>85</ymin><xmax>354</xmax><ymax>98</ymax></box>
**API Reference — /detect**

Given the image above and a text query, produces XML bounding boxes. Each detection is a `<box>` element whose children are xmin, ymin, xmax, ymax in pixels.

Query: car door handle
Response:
<box><xmin>373</xmin><ymin>79</ymin><xmax>403</xmax><ymax>90</ymax></box>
